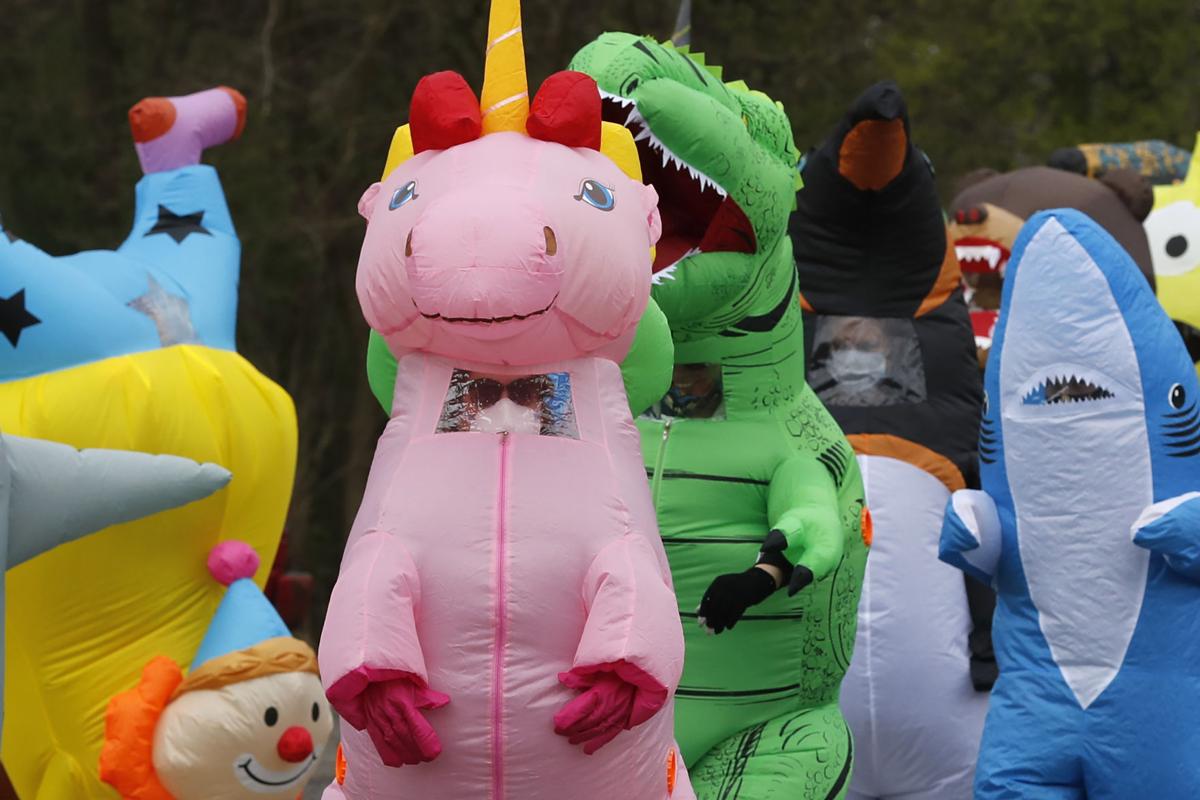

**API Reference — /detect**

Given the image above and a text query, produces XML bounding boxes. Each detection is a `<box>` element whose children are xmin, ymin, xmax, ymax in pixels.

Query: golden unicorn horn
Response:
<box><xmin>480</xmin><ymin>0</ymin><xmax>529</xmax><ymax>134</ymax></box>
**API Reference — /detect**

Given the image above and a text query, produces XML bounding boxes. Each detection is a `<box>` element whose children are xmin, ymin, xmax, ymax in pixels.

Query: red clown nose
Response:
<box><xmin>277</xmin><ymin>726</ymin><xmax>314</xmax><ymax>763</ymax></box>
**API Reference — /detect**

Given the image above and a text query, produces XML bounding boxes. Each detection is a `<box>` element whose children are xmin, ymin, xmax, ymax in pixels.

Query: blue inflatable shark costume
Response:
<box><xmin>939</xmin><ymin>208</ymin><xmax>1200</xmax><ymax>799</ymax></box>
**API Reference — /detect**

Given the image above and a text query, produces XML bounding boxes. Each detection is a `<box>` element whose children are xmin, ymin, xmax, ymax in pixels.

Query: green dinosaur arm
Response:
<box><xmin>367</xmin><ymin>329</ymin><xmax>398</xmax><ymax>415</ymax></box>
<box><xmin>364</xmin><ymin>299</ymin><xmax>673</xmax><ymax>417</ymax></box>
<box><xmin>620</xmin><ymin>297</ymin><xmax>673</xmax><ymax>415</ymax></box>
<box><xmin>766</xmin><ymin>454</ymin><xmax>846</xmax><ymax>585</ymax></box>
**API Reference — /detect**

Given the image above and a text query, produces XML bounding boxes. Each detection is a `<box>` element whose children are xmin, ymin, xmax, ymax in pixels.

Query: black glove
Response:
<box><xmin>697</xmin><ymin>567</ymin><xmax>778</xmax><ymax>634</ymax></box>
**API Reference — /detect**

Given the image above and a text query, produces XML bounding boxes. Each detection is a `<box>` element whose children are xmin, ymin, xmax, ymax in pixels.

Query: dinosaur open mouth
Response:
<box><xmin>1022</xmin><ymin>373</ymin><xmax>1115</xmax><ymax>406</ymax></box>
<box><xmin>601</xmin><ymin>91</ymin><xmax>756</xmax><ymax>281</ymax></box>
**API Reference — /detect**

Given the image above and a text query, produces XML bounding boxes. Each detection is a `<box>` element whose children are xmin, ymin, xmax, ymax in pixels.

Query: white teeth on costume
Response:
<box><xmin>649</xmin><ymin>249</ymin><xmax>700</xmax><ymax>284</ymax></box>
<box><xmin>598</xmin><ymin>89</ymin><xmax>728</xmax><ymax>199</ymax></box>
<box><xmin>956</xmin><ymin>244</ymin><xmax>1004</xmax><ymax>270</ymax></box>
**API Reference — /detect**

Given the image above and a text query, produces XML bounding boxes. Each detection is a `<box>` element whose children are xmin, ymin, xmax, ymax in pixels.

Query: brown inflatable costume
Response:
<box><xmin>949</xmin><ymin>166</ymin><xmax>1154</xmax><ymax>366</ymax></box>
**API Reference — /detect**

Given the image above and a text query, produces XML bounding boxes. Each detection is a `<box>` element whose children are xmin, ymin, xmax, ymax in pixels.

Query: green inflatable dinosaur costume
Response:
<box><xmin>569</xmin><ymin>33</ymin><xmax>868</xmax><ymax>800</ymax></box>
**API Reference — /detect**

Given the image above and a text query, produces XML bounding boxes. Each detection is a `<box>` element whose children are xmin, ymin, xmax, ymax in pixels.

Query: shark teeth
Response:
<box><xmin>1022</xmin><ymin>373</ymin><xmax>1116</xmax><ymax>406</ymax></box>
<box><xmin>598</xmin><ymin>89</ymin><xmax>728</xmax><ymax>200</ymax></box>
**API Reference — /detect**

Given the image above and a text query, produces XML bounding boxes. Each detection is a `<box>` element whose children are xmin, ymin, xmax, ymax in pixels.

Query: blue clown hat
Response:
<box><xmin>190</xmin><ymin>540</ymin><xmax>292</xmax><ymax>671</ymax></box>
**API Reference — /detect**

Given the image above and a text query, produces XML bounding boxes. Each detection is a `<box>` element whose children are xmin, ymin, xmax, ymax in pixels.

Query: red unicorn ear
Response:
<box><xmin>410</xmin><ymin>71</ymin><xmax>483</xmax><ymax>153</ymax></box>
<box><xmin>527</xmin><ymin>71</ymin><xmax>602</xmax><ymax>150</ymax></box>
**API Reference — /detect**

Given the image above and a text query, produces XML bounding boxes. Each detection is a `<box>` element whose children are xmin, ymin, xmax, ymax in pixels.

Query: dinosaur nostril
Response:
<box><xmin>405</xmin><ymin>230</ymin><xmax>413</xmax><ymax>257</ymax></box>
<box><xmin>544</xmin><ymin>226</ymin><xmax>557</xmax><ymax>256</ymax></box>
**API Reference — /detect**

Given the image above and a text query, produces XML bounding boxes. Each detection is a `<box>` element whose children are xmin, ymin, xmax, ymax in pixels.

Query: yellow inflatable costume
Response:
<box><xmin>0</xmin><ymin>87</ymin><xmax>296</xmax><ymax>798</ymax></box>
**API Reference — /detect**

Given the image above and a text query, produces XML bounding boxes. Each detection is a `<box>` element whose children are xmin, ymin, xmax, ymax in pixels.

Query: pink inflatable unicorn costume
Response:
<box><xmin>317</xmin><ymin>2</ymin><xmax>692</xmax><ymax>799</ymax></box>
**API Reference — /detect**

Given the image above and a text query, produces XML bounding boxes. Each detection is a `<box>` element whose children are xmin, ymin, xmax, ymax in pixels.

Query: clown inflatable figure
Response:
<box><xmin>318</xmin><ymin>2</ymin><xmax>691</xmax><ymax>798</ymax></box>
<box><xmin>101</xmin><ymin>541</ymin><xmax>332</xmax><ymax>800</ymax></box>
<box><xmin>939</xmin><ymin>209</ymin><xmax>1200</xmax><ymax>798</ymax></box>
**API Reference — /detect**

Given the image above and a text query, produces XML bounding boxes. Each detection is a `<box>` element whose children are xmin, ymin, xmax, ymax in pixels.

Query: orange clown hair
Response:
<box><xmin>99</xmin><ymin>656</ymin><xmax>182</xmax><ymax>800</ymax></box>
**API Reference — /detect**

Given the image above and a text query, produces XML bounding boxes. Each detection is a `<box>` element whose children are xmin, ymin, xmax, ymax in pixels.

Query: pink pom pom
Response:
<box><xmin>207</xmin><ymin>540</ymin><xmax>260</xmax><ymax>586</ymax></box>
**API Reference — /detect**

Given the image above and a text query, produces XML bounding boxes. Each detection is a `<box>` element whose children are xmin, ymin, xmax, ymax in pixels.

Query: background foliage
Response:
<box><xmin>2</xmin><ymin>0</ymin><xmax>1198</xmax><ymax>632</ymax></box>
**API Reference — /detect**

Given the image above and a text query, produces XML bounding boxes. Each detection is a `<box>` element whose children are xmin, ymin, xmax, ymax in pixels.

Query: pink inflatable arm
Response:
<box><xmin>319</xmin><ymin>530</ymin><xmax>449</xmax><ymax>765</ymax></box>
<box><xmin>554</xmin><ymin>534</ymin><xmax>685</xmax><ymax>753</ymax></box>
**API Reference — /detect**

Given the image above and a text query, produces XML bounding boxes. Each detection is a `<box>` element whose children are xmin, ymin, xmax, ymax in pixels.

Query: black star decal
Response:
<box><xmin>144</xmin><ymin>204</ymin><xmax>211</xmax><ymax>244</ymax></box>
<box><xmin>0</xmin><ymin>289</ymin><xmax>41</xmax><ymax>347</ymax></box>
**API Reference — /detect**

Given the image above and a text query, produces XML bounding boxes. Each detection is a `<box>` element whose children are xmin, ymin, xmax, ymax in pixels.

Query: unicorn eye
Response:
<box><xmin>389</xmin><ymin>180</ymin><xmax>419</xmax><ymax>210</ymax></box>
<box><xmin>1169</xmin><ymin>383</ymin><xmax>1186</xmax><ymax>409</ymax></box>
<box><xmin>575</xmin><ymin>179</ymin><xmax>615</xmax><ymax>212</ymax></box>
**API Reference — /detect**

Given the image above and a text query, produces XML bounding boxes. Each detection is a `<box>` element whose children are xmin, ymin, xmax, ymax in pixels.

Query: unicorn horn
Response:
<box><xmin>480</xmin><ymin>0</ymin><xmax>529</xmax><ymax>135</ymax></box>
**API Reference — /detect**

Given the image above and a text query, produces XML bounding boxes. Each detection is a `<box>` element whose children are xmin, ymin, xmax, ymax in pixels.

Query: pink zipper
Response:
<box><xmin>491</xmin><ymin>431</ymin><xmax>511</xmax><ymax>800</ymax></box>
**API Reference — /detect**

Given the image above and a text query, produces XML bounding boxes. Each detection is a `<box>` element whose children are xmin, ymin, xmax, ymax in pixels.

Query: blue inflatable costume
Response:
<box><xmin>939</xmin><ymin>208</ymin><xmax>1200</xmax><ymax>799</ymax></box>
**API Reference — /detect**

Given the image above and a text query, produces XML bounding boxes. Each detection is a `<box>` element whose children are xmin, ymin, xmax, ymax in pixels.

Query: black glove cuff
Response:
<box><xmin>741</xmin><ymin>565</ymin><xmax>779</xmax><ymax>605</ymax></box>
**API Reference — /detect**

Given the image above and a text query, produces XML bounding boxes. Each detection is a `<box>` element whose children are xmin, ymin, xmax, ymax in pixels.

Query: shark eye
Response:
<box><xmin>1170</xmin><ymin>383</ymin><xmax>1187</xmax><ymax>409</ymax></box>
<box><xmin>264</xmin><ymin>706</ymin><xmax>279</xmax><ymax>726</ymax></box>
<box><xmin>575</xmin><ymin>179</ymin><xmax>615</xmax><ymax>211</ymax></box>
<box><xmin>389</xmin><ymin>180</ymin><xmax>419</xmax><ymax>210</ymax></box>
<box><xmin>983</xmin><ymin>391</ymin><xmax>989</xmax><ymax>415</ymax></box>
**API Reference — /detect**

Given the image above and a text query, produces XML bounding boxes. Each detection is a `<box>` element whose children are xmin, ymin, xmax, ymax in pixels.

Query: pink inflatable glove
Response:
<box><xmin>359</xmin><ymin>679</ymin><xmax>451</xmax><ymax>767</ymax></box>
<box><xmin>553</xmin><ymin>671</ymin><xmax>638</xmax><ymax>755</ymax></box>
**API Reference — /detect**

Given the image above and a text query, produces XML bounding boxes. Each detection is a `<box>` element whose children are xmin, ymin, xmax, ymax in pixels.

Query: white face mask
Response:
<box><xmin>829</xmin><ymin>349</ymin><xmax>887</xmax><ymax>390</ymax></box>
<box><xmin>472</xmin><ymin>397</ymin><xmax>542</xmax><ymax>435</ymax></box>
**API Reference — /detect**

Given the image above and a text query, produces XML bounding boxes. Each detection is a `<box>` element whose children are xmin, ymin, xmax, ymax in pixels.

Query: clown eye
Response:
<box><xmin>389</xmin><ymin>180</ymin><xmax>418</xmax><ymax>210</ymax></box>
<box><xmin>264</xmin><ymin>706</ymin><xmax>279</xmax><ymax>727</ymax></box>
<box><xmin>312</xmin><ymin>702</ymin><xmax>320</xmax><ymax>722</ymax></box>
<box><xmin>575</xmin><ymin>179</ymin><xmax>615</xmax><ymax>211</ymax></box>
<box><xmin>1169</xmin><ymin>383</ymin><xmax>1186</xmax><ymax>409</ymax></box>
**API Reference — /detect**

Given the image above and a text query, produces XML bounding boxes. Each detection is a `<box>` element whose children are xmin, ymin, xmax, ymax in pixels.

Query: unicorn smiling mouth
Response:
<box><xmin>1022</xmin><ymin>373</ymin><xmax>1116</xmax><ymax>406</ymax></box>
<box><xmin>417</xmin><ymin>295</ymin><xmax>557</xmax><ymax>324</ymax></box>
<box><xmin>235</xmin><ymin>754</ymin><xmax>316</xmax><ymax>789</ymax></box>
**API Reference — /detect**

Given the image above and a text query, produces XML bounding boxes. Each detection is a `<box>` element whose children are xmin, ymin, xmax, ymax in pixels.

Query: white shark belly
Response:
<box><xmin>1001</xmin><ymin>217</ymin><xmax>1154</xmax><ymax>709</ymax></box>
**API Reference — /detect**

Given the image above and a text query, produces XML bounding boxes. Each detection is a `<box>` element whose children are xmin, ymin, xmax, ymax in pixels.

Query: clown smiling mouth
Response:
<box><xmin>600</xmin><ymin>90</ymin><xmax>756</xmax><ymax>281</ymax></box>
<box><xmin>417</xmin><ymin>295</ymin><xmax>557</xmax><ymax>324</ymax></box>
<box><xmin>237</xmin><ymin>754</ymin><xmax>315</xmax><ymax>788</ymax></box>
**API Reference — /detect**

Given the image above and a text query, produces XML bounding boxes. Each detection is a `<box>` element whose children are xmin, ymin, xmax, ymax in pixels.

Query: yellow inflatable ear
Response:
<box><xmin>382</xmin><ymin>124</ymin><xmax>415</xmax><ymax>180</ymax></box>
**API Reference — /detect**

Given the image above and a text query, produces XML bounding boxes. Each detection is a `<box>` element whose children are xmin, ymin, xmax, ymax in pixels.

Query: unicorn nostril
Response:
<box><xmin>405</xmin><ymin>230</ymin><xmax>414</xmax><ymax>258</ymax></box>
<box><xmin>544</xmin><ymin>226</ymin><xmax>557</xmax><ymax>256</ymax></box>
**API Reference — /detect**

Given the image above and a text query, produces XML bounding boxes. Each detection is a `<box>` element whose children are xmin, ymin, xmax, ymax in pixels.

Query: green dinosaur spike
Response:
<box><xmin>726</xmin><ymin>79</ymin><xmax>750</xmax><ymax>93</ymax></box>
<box><xmin>705</xmin><ymin>65</ymin><xmax>723</xmax><ymax>80</ymax></box>
<box><xmin>689</xmin><ymin>51</ymin><xmax>706</xmax><ymax>66</ymax></box>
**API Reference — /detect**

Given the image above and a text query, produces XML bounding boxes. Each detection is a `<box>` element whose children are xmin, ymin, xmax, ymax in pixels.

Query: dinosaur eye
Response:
<box><xmin>311</xmin><ymin>702</ymin><xmax>320</xmax><ymax>722</ymax></box>
<box><xmin>622</xmin><ymin>77</ymin><xmax>640</xmax><ymax>96</ymax></box>
<box><xmin>1169</xmin><ymin>383</ymin><xmax>1186</xmax><ymax>409</ymax></box>
<box><xmin>575</xmin><ymin>179</ymin><xmax>615</xmax><ymax>212</ymax></box>
<box><xmin>389</xmin><ymin>180</ymin><xmax>418</xmax><ymax>210</ymax></box>
<box><xmin>264</xmin><ymin>706</ymin><xmax>279</xmax><ymax>727</ymax></box>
